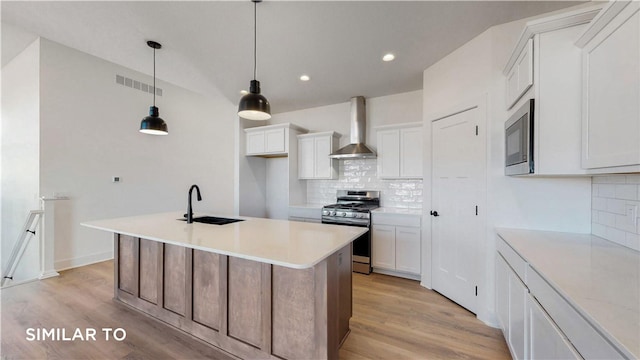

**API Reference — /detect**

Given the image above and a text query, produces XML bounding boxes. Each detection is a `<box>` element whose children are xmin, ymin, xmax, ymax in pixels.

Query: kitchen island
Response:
<box><xmin>82</xmin><ymin>212</ymin><xmax>366</xmax><ymax>360</ymax></box>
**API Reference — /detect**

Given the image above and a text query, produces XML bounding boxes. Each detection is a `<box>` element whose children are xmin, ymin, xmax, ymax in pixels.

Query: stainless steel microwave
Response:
<box><xmin>505</xmin><ymin>99</ymin><xmax>535</xmax><ymax>175</ymax></box>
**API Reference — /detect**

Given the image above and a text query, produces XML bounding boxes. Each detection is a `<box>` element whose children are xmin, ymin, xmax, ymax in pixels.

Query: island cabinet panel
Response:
<box><xmin>163</xmin><ymin>244</ymin><xmax>186</xmax><ymax>316</ymax></box>
<box><xmin>138</xmin><ymin>239</ymin><xmax>158</xmax><ymax>304</ymax></box>
<box><xmin>112</xmin><ymin>233</ymin><xmax>351</xmax><ymax>360</ymax></box>
<box><xmin>272</xmin><ymin>266</ymin><xmax>316</xmax><ymax>359</ymax></box>
<box><xmin>117</xmin><ymin>235</ymin><xmax>137</xmax><ymax>295</ymax></box>
<box><xmin>337</xmin><ymin>246</ymin><xmax>352</xmax><ymax>344</ymax></box>
<box><xmin>192</xmin><ymin>250</ymin><xmax>221</xmax><ymax>331</ymax></box>
<box><xmin>227</xmin><ymin>257</ymin><xmax>263</xmax><ymax>348</ymax></box>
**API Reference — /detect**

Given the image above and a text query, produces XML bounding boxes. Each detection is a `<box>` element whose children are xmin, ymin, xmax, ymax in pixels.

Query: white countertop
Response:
<box><xmin>82</xmin><ymin>212</ymin><xmax>366</xmax><ymax>269</ymax></box>
<box><xmin>496</xmin><ymin>228</ymin><xmax>640</xmax><ymax>359</ymax></box>
<box><xmin>289</xmin><ymin>203</ymin><xmax>324</xmax><ymax>209</ymax></box>
<box><xmin>372</xmin><ymin>207</ymin><xmax>422</xmax><ymax>216</ymax></box>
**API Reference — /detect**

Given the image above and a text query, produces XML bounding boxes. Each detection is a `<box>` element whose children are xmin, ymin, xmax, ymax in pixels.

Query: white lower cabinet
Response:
<box><xmin>495</xmin><ymin>255</ymin><xmax>510</xmax><ymax>333</ymax></box>
<box><xmin>372</xmin><ymin>225</ymin><xmax>396</xmax><ymax>269</ymax></box>
<box><xmin>495</xmin><ymin>253</ymin><xmax>528</xmax><ymax>360</ymax></box>
<box><xmin>509</xmin><ymin>272</ymin><xmax>527</xmax><ymax>360</ymax></box>
<box><xmin>394</xmin><ymin>226</ymin><xmax>421</xmax><ymax>274</ymax></box>
<box><xmin>371</xmin><ymin>213</ymin><xmax>421</xmax><ymax>279</ymax></box>
<box><xmin>528</xmin><ymin>294</ymin><xmax>581</xmax><ymax>360</ymax></box>
<box><xmin>288</xmin><ymin>206</ymin><xmax>322</xmax><ymax>223</ymax></box>
<box><xmin>496</xmin><ymin>234</ymin><xmax>626</xmax><ymax>360</ymax></box>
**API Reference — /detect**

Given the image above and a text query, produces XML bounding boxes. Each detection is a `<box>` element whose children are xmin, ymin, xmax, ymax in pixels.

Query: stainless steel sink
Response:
<box><xmin>179</xmin><ymin>216</ymin><xmax>244</xmax><ymax>225</ymax></box>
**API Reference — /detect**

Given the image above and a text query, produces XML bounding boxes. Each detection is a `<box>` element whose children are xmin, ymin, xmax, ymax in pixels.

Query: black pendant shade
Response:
<box><xmin>140</xmin><ymin>40</ymin><xmax>168</xmax><ymax>135</ymax></box>
<box><xmin>140</xmin><ymin>106</ymin><xmax>168</xmax><ymax>135</ymax></box>
<box><xmin>238</xmin><ymin>0</ymin><xmax>271</xmax><ymax>121</ymax></box>
<box><xmin>238</xmin><ymin>80</ymin><xmax>271</xmax><ymax>120</ymax></box>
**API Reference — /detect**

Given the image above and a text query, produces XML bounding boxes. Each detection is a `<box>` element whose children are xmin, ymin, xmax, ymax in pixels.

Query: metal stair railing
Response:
<box><xmin>1</xmin><ymin>210</ymin><xmax>44</xmax><ymax>287</ymax></box>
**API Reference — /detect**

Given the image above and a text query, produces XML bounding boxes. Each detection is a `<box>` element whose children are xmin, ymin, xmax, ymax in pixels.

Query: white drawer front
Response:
<box><xmin>496</xmin><ymin>236</ymin><xmax>527</xmax><ymax>283</ymax></box>
<box><xmin>527</xmin><ymin>267</ymin><xmax>624</xmax><ymax>360</ymax></box>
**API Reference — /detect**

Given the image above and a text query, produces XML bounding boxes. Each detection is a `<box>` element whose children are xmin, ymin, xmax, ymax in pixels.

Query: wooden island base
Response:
<box><xmin>114</xmin><ymin>234</ymin><xmax>352</xmax><ymax>360</ymax></box>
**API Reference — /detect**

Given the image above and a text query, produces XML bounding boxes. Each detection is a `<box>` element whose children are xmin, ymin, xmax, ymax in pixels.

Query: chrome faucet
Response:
<box><xmin>187</xmin><ymin>185</ymin><xmax>202</xmax><ymax>224</ymax></box>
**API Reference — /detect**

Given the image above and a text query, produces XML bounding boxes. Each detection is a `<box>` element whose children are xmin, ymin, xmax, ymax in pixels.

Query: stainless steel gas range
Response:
<box><xmin>322</xmin><ymin>190</ymin><xmax>379</xmax><ymax>274</ymax></box>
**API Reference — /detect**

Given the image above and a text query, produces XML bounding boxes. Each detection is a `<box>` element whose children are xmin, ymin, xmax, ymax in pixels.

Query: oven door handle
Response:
<box><xmin>322</xmin><ymin>219</ymin><xmax>370</xmax><ymax>227</ymax></box>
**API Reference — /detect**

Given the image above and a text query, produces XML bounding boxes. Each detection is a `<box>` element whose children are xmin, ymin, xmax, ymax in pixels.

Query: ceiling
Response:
<box><xmin>1</xmin><ymin>1</ymin><xmax>585</xmax><ymax>114</ymax></box>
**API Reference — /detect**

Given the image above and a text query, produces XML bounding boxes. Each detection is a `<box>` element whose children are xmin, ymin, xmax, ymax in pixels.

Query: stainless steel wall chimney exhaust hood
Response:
<box><xmin>329</xmin><ymin>96</ymin><xmax>376</xmax><ymax>159</ymax></box>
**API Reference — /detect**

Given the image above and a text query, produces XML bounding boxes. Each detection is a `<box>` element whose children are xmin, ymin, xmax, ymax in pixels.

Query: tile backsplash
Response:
<box><xmin>306</xmin><ymin>159</ymin><xmax>423</xmax><ymax>209</ymax></box>
<box><xmin>592</xmin><ymin>175</ymin><xmax>640</xmax><ymax>251</ymax></box>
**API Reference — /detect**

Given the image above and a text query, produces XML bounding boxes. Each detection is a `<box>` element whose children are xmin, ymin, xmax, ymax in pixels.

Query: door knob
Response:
<box><xmin>430</xmin><ymin>211</ymin><xmax>439</xmax><ymax>217</ymax></box>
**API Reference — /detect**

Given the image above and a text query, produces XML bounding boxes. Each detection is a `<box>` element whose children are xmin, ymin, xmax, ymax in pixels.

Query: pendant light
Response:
<box><xmin>238</xmin><ymin>0</ymin><xmax>271</xmax><ymax>120</ymax></box>
<box><xmin>140</xmin><ymin>40</ymin><xmax>168</xmax><ymax>135</ymax></box>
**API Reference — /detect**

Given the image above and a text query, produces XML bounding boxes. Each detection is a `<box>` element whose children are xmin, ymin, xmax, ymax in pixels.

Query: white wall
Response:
<box><xmin>421</xmin><ymin>15</ymin><xmax>592</xmax><ymax>326</ymax></box>
<box><xmin>36</xmin><ymin>38</ymin><xmax>236</xmax><ymax>270</ymax></box>
<box><xmin>238</xmin><ymin>119</ymin><xmax>267</xmax><ymax>218</ymax></box>
<box><xmin>1</xmin><ymin>39</ymin><xmax>41</xmax><ymax>282</ymax></box>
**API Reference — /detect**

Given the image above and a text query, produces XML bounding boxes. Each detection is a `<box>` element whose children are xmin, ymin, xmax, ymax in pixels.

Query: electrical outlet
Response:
<box><xmin>112</xmin><ymin>176</ymin><xmax>121</xmax><ymax>183</ymax></box>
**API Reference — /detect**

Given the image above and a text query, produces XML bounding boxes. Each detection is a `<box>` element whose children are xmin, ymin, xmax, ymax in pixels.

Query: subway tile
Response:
<box><xmin>599</xmin><ymin>212</ymin><xmax>615</xmax><ymax>227</ymax></box>
<box><xmin>626</xmin><ymin>174</ymin><xmax>640</xmax><ymax>184</ymax></box>
<box><xmin>614</xmin><ymin>213</ymin><xmax>636</xmax><ymax>233</ymax></box>
<box><xmin>606</xmin><ymin>175</ymin><xmax>627</xmax><ymax>184</ymax></box>
<box><xmin>401</xmin><ymin>183</ymin><xmax>416</xmax><ymax>190</ymax></box>
<box><xmin>598</xmin><ymin>184</ymin><xmax>615</xmax><ymax>198</ymax></box>
<box><xmin>606</xmin><ymin>198</ymin><xmax>626</xmax><ymax>215</ymax></box>
<box><xmin>592</xmin><ymin>176</ymin><xmax>608</xmax><ymax>184</ymax></box>
<box><xmin>592</xmin><ymin>184</ymin><xmax>599</xmax><ymax>197</ymax></box>
<box><xmin>592</xmin><ymin>210</ymin><xmax>599</xmax><ymax>223</ymax></box>
<box><xmin>606</xmin><ymin>227</ymin><xmax>627</xmax><ymax>245</ymax></box>
<box><xmin>592</xmin><ymin>197</ymin><xmax>607</xmax><ymax>211</ymax></box>
<box><xmin>615</xmin><ymin>184</ymin><xmax>638</xmax><ymax>200</ymax></box>
<box><xmin>626</xmin><ymin>233</ymin><xmax>640</xmax><ymax>251</ymax></box>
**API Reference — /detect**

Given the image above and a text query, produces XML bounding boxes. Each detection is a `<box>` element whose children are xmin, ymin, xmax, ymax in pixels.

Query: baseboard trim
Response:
<box><xmin>1</xmin><ymin>277</ymin><xmax>40</xmax><ymax>289</ymax></box>
<box><xmin>372</xmin><ymin>268</ymin><xmax>421</xmax><ymax>281</ymax></box>
<box><xmin>55</xmin><ymin>251</ymin><xmax>113</xmax><ymax>272</ymax></box>
<box><xmin>39</xmin><ymin>270</ymin><xmax>60</xmax><ymax>280</ymax></box>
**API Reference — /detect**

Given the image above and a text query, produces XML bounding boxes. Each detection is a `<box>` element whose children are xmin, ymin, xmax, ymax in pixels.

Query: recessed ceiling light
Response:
<box><xmin>300</xmin><ymin>75</ymin><xmax>310</xmax><ymax>82</ymax></box>
<box><xmin>382</xmin><ymin>53</ymin><xmax>395</xmax><ymax>62</ymax></box>
<box><xmin>240</xmin><ymin>90</ymin><xmax>249</xmax><ymax>95</ymax></box>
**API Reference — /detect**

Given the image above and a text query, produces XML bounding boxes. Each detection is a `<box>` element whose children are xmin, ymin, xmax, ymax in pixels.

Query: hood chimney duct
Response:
<box><xmin>329</xmin><ymin>96</ymin><xmax>376</xmax><ymax>159</ymax></box>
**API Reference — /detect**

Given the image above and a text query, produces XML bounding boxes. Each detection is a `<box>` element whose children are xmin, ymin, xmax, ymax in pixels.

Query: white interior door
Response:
<box><xmin>431</xmin><ymin>106</ymin><xmax>483</xmax><ymax>313</ymax></box>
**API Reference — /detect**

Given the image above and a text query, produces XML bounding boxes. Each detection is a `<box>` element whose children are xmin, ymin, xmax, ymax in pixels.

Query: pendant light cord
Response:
<box><xmin>153</xmin><ymin>47</ymin><xmax>156</xmax><ymax>107</ymax></box>
<box><xmin>253</xmin><ymin>0</ymin><xmax>257</xmax><ymax>81</ymax></box>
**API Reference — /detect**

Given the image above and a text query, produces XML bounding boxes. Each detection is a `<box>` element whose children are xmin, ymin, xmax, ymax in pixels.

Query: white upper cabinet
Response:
<box><xmin>244</xmin><ymin>123</ymin><xmax>307</xmax><ymax>157</ymax></box>
<box><xmin>503</xmin><ymin>5</ymin><xmax>602</xmax><ymax>176</ymax></box>
<box><xmin>576</xmin><ymin>1</ymin><xmax>640</xmax><ymax>173</ymax></box>
<box><xmin>297</xmin><ymin>132</ymin><xmax>339</xmax><ymax>179</ymax></box>
<box><xmin>506</xmin><ymin>39</ymin><xmax>534</xmax><ymax>109</ymax></box>
<box><xmin>376</xmin><ymin>122</ymin><xmax>423</xmax><ymax>179</ymax></box>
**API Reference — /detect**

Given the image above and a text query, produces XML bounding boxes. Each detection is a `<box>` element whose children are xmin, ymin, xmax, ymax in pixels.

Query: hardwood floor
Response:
<box><xmin>1</xmin><ymin>261</ymin><xmax>509</xmax><ymax>359</ymax></box>
<box><xmin>340</xmin><ymin>273</ymin><xmax>510</xmax><ymax>360</ymax></box>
